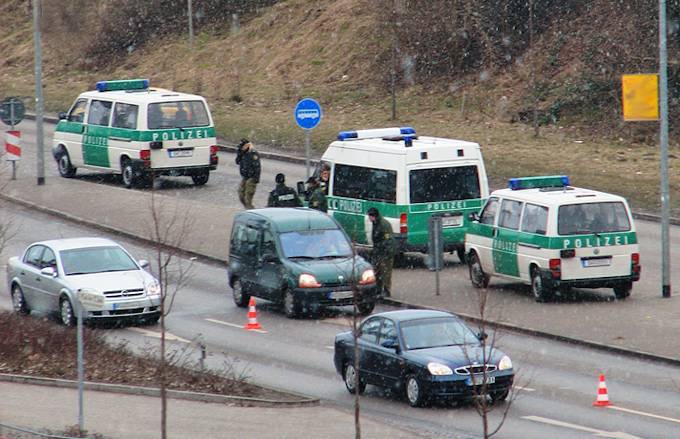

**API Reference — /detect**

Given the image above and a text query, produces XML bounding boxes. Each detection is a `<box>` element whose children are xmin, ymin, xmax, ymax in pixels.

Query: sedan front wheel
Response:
<box><xmin>60</xmin><ymin>297</ymin><xmax>76</xmax><ymax>326</ymax></box>
<box><xmin>11</xmin><ymin>284</ymin><xmax>30</xmax><ymax>315</ymax></box>
<box><xmin>343</xmin><ymin>362</ymin><xmax>365</xmax><ymax>394</ymax></box>
<box><xmin>405</xmin><ymin>375</ymin><xmax>428</xmax><ymax>407</ymax></box>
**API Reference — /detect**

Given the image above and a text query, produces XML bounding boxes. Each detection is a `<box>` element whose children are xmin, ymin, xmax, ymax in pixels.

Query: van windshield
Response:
<box><xmin>409</xmin><ymin>166</ymin><xmax>481</xmax><ymax>203</ymax></box>
<box><xmin>147</xmin><ymin>101</ymin><xmax>210</xmax><ymax>129</ymax></box>
<box><xmin>280</xmin><ymin>229</ymin><xmax>352</xmax><ymax>259</ymax></box>
<box><xmin>558</xmin><ymin>202</ymin><xmax>631</xmax><ymax>235</ymax></box>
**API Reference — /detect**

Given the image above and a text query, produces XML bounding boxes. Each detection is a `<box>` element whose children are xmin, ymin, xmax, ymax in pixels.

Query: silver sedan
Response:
<box><xmin>6</xmin><ymin>237</ymin><xmax>161</xmax><ymax>325</ymax></box>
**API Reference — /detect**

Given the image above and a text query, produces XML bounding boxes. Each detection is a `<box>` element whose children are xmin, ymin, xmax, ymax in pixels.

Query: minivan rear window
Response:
<box><xmin>409</xmin><ymin>165</ymin><xmax>480</xmax><ymax>203</ymax></box>
<box><xmin>148</xmin><ymin>100</ymin><xmax>210</xmax><ymax>129</ymax></box>
<box><xmin>558</xmin><ymin>202</ymin><xmax>631</xmax><ymax>235</ymax></box>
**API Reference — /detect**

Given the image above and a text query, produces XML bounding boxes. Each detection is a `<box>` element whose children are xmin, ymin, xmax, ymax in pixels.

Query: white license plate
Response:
<box><xmin>168</xmin><ymin>149</ymin><xmax>193</xmax><ymax>158</ymax></box>
<box><xmin>582</xmin><ymin>258</ymin><xmax>612</xmax><ymax>267</ymax></box>
<box><xmin>112</xmin><ymin>301</ymin><xmax>141</xmax><ymax>310</ymax></box>
<box><xmin>442</xmin><ymin>216</ymin><xmax>463</xmax><ymax>227</ymax></box>
<box><xmin>467</xmin><ymin>375</ymin><xmax>495</xmax><ymax>386</ymax></box>
<box><xmin>329</xmin><ymin>291</ymin><xmax>354</xmax><ymax>300</ymax></box>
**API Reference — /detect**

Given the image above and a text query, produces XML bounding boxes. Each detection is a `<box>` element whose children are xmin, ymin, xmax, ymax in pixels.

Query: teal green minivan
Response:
<box><xmin>228</xmin><ymin>208</ymin><xmax>379</xmax><ymax>318</ymax></box>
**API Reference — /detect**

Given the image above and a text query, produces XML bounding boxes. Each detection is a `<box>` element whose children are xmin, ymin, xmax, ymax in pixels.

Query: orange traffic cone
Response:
<box><xmin>244</xmin><ymin>297</ymin><xmax>263</xmax><ymax>330</ymax></box>
<box><xmin>593</xmin><ymin>374</ymin><xmax>612</xmax><ymax>407</ymax></box>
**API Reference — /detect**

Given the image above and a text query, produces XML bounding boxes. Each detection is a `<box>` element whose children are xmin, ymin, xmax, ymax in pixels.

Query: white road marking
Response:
<box><xmin>523</xmin><ymin>415</ymin><xmax>641</xmax><ymax>439</ymax></box>
<box><xmin>128</xmin><ymin>327</ymin><xmax>190</xmax><ymax>343</ymax></box>
<box><xmin>206</xmin><ymin>318</ymin><xmax>268</xmax><ymax>334</ymax></box>
<box><xmin>608</xmin><ymin>405</ymin><xmax>680</xmax><ymax>425</ymax></box>
<box><xmin>515</xmin><ymin>385</ymin><xmax>535</xmax><ymax>392</ymax></box>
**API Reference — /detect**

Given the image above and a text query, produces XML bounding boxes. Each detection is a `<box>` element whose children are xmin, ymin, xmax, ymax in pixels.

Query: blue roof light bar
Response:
<box><xmin>337</xmin><ymin>127</ymin><xmax>416</xmax><ymax>141</ymax></box>
<box><xmin>96</xmin><ymin>79</ymin><xmax>150</xmax><ymax>92</ymax></box>
<box><xmin>508</xmin><ymin>175</ymin><xmax>570</xmax><ymax>190</ymax></box>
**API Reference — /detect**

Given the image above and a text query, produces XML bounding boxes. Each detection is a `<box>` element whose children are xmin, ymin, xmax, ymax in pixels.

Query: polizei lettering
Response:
<box><xmin>83</xmin><ymin>135</ymin><xmax>108</xmax><ymax>146</ymax></box>
<box><xmin>427</xmin><ymin>200</ymin><xmax>466</xmax><ymax>211</ymax></box>
<box><xmin>562</xmin><ymin>235</ymin><xmax>630</xmax><ymax>249</ymax></box>
<box><xmin>493</xmin><ymin>239</ymin><xmax>517</xmax><ymax>253</ymax></box>
<box><xmin>329</xmin><ymin>198</ymin><xmax>363</xmax><ymax>213</ymax></box>
<box><xmin>152</xmin><ymin>128</ymin><xmax>210</xmax><ymax>142</ymax></box>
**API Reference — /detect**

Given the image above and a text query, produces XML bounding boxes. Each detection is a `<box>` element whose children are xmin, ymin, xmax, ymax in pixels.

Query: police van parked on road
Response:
<box><xmin>52</xmin><ymin>79</ymin><xmax>219</xmax><ymax>188</ymax></box>
<box><xmin>465</xmin><ymin>176</ymin><xmax>641</xmax><ymax>302</ymax></box>
<box><xmin>317</xmin><ymin>127</ymin><xmax>489</xmax><ymax>262</ymax></box>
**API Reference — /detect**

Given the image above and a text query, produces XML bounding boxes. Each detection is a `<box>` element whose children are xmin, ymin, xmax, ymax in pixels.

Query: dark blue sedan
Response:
<box><xmin>333</xmin><ymin>309</ymin><xmax>514</xmax><ymax>407</ymax></box>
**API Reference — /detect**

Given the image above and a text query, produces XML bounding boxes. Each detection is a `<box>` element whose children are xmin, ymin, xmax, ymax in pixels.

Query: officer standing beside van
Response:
<box><xmin>368</xmin><ymin>207</ymin><xmax>396</xmax><ymax>297</ymax></box>
<box><xmin>235</xmin><ymin>138</ymin><xmax>261</xmax><ymax>209</ymax></box>
<box><xmin>306</xmin><ymin>176</ymin><xmax>327</xmax><ymax>212</ymax></box>
<box><xmin>267</xmin><ymin>173</ymin><xmax>301</xmax><ymax>207</ymax></box>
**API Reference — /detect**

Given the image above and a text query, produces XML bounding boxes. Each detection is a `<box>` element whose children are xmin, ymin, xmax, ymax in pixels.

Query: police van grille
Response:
<box><xmin>103</xmin><ymin>288</ymin><xmax>145</xmax><ymax>298</ymax></box>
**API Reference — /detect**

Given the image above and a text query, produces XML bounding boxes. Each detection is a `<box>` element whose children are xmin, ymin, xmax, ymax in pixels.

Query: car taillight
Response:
<box><xmin>210</xmin><ymin>145</ymin><xmax>219</xmax><ymax>165</ymax></box>
<box><xmin>549</xmin><ymin>258</ymin><xmax>561</xmax><ymax>279</ymax></box>
<box><xmin>632</xmin><ymin>253</ymin><xmax>641</xmax><ymax>280</ymax></box>
<box><xmin>210</xmin><ymin>145</ymin><xmax>218</xmax><ymax>155</ymax></box>
<box><xmin>140</xmin><ymin>150</ymin><xmax>151</xmax><ymax>161</ymax></box>
<box><xmin>400</xmin><ymin>213</ymin><xmax>408</xmax><ymax>234</ymax></box>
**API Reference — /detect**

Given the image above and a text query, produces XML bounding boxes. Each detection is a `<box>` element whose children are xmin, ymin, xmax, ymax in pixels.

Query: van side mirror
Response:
<box><xmin>468</xmin><ymin>212</ymin><xmax>480</xmax><ymax>222</ymax></box>
<box><xmin>58</xmin><ymin>112</ymin><xmax>68</xmax><ymax>120</ymax></box>
<box><xmin>261</xmin><ymin>253</ymin><xmax>278</xmax><ymax>264</ymax></box>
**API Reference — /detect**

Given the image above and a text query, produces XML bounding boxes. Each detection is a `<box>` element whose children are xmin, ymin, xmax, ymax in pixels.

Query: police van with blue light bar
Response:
<box><xmin>316</xmin><ymin>127</ymin><xmax>489</xmax><ymax>261</ymax></box>
<box><xmin>465</xmin><ymin>175</ymin><xmax>640</xmax><ymax>302</ymax></box>
<box><xmin>52</xmin><ymin>79</ymin><xmax>218</xmax><ymax>188</ymax></box>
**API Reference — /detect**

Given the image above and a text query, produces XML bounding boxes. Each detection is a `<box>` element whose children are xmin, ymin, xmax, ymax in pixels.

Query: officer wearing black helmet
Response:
<box><xmin>267</xmin><ymin>173</ymin><xmax>302</xmax><ymax>207</ymax></box>
<box><xmin>235</xmin><ymin>138</ymin><xmax>260</xmax><ymax>209</ymax></box>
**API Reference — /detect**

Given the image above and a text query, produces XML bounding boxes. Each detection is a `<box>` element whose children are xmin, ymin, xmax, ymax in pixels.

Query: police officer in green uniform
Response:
<box><xmin>267</xmin><ymin>173</ymin><xmax>302</xmax><ymax>207</ymax></box>
<box><xmin>367</xmin><ymin>207</ymin><xmax>396</xmax><ymax>297</ymax></box>
<box><xmin>235</xmin><ymin>138</ymin><xmax>260</xmax><ymax>209</ymax></box>
<box><xmin>306</xmin><ymin>176</ymin><xmax>327</xmax><ymax>212</ymax></box>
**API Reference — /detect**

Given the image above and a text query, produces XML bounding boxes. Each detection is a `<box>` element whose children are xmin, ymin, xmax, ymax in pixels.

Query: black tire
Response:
<box><xmin>232</xmin><ymin>279</ymin><xmax>249</xmax><ymax>308</ymax></box>
<box><xmin>11</xmin><ymin>284</ymin><xmax>30</xmax><ymax>315</ymax></box>
<box><xmin>60</xmin><ymin>297</ymin><xmax>76</xmax><ymax>326</ymax></box>
<box><xmin>490</xmin><ymin>389</ymin><xmax>509</xmax><ymax>404</ymax></box>
<box><xmin>283</xmin><ymin>289</ymin><xmax>301</xmax><ymax>318</ymax></box>
<box><xmin>405</xmin><ymin>375</ymin><xmax>428</xmax><ymax>407</ymax></box>
<box><xmin>468</xmin><ymin>252</ymin><xmax>490</xmax><ymax>288</ymax></box>
<box><xmin>343</xmin><ymin>362</ymin><xmax>366</xmax><ymax>395</ymax></box>
<box><xmin>356</xmin><ymin>301</ymin><xmax>375</xmax><ymax>316</ymax></box>
<box><xmin>191</xmin><ymin>171</ymin><xmax>210</xmax><ymax>186</ymax></box>
<box><xmin>121</xmin><ymin>159</ymin><xmax>139</xmax><ymax>189</ymax></box>
<box><xmin>530</xmin><ymin>267</ymin><xmax>553</xmax><ymax>303</ymax></box>
<box><xmin>457</xmin><ymin>247</ymin><xmax>466</xmax><ymax>264</ymax></box>
<box><xmin>57</xmin><ymin>150</ymin><xmax>76</xmax><ymax>178</ymax></box>
<box><xmin>140</xmin><ymin>313</ymin><xmax>161</xmax><ymax>326</ymax></box>
<box><xmin>614</xmin><ymin>282</ymin><xmax>632</xmax><ymax>299</ymax></box>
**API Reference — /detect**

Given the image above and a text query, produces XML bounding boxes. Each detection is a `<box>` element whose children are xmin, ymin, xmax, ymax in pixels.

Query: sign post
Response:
<box><xmin>5</xmin><ymin>131</ymin><xmax>21</xmax><ymax>180</ymax></box>
<box><xmin>294</xmin><ymin>98</ymin><xmax>323</xmax><ymax>178</ymax></box>
<box><xmin>428</xmin><ymin>216</ymin><xmax>444</xmax><ymax>296</ymax></box>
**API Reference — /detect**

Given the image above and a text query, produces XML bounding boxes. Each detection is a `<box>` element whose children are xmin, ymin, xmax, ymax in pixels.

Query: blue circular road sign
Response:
<box><xmin>294</xmin><ymin>98</ymin><xmax>322</xmax><ymax>130</ymax></box>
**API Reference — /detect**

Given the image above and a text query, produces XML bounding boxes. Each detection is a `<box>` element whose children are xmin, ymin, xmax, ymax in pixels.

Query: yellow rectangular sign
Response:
<box><xmin>622</xmin><ymin>74</ymin><xmax>659</xmax><ymax>121</ymax></box>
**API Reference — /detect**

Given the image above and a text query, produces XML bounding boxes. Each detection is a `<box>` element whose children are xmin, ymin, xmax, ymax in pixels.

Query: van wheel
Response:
<box><xmin>57</xmin><ymin>150</ymin><xmax>77</xmax><ymax>178</ymax></box>
<box><xmin>456</xmin><ymin>247</ymin><xmax>466</xmax><ymax>264</ymax></box>
<box><xmin>530</xmin><ymin>267</ymin><xmax>553</xmax><ymax>302</ymax></box>
<box><xmin>232</xmin><ymin>279</ymin><xmax>249</xmax><ymax>308</ymax></box>
<box><xmin>468</xmin><ymin>252</ymin><xmax>489</xmax><ymax>288</ymax></box>
<box><xmin>192</xmin><ymin>171</ymin><xmax>210</xmax><ymax>186</ymax></box>
<box><xmin>614</xmin><ymin>282</ymin><xmax>632</xmax><ymax>299</ymax></box>
<box><xmin>283</xmin><ymin>289</ymin><xmax>301</xmax><ymax>318</ymax></box>
<box><xmin>121</xmin><ymin>159</ymin><xmax>137</xmax><ymax>189</ymax></box>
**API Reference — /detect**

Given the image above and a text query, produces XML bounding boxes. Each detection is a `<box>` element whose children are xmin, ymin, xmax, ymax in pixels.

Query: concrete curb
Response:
<box><xmin>0</xmin><ymin>373</ymin><xmax>319</xmax><ymax>407</ymax></box>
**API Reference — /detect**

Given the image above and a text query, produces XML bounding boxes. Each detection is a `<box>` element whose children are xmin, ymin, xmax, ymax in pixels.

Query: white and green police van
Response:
<box><xmin>318</xmin><ymin>127</ymin><xmax>489</xmax><ymax>261</ymax></box>
<box><xmin>52</xmin><ymin>79</ymin><xmax>218</xmax><ymax>188</ymax></box>
<box><xmin>465</xmin><ymin>176</ymin><xmax>641</xmax><ymax>302</ymax></box>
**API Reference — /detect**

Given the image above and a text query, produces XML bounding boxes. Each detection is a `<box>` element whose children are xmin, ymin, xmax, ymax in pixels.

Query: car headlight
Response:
<box><xmin>427</xmin><ymin>362</ymin><xmax>453</xmax><ymax>376</ymax></box>
<box><xmin>359</xmin><ymin>269</ymin><xmax>376</xmax><ymax>285</ymax></box>
<box><xmin>146</xmin><ymin>281</ymin><xmax>161</xmax><ymax>298</ymax></box>
<box><xmin>299</xmin><ymin>273</ymin><xmax>321</xmax><ymax>288</ymax></box>
<box><xmin>498</xmin><ymin>355</ymin><xmax>513</xmax><ymax>371</ymax></box>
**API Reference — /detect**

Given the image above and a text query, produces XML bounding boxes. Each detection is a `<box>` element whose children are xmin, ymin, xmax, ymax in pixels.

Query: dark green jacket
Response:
<box><xmin>267</xmin><ymin>184</ymin><xmax>302</xmax><ymax>207</ymax></box>
<box><xmin>309</xmin><ymin>187</ymin><xmax>327</xmax><ymax>212</ymax></box>
<box><xmin>236</xmin><ymin>148</ymin><xmax>261</xmax><ymax>182</ymax></box>
<box><xmin>371</xmin><ymin>213</ymin><xmax>395</xmax><ymax>258</ymax></box>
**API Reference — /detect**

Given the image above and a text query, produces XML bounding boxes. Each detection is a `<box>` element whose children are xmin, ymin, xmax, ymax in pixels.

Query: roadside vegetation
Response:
<box><xmin>0</xmin><ymin>0</ymin><xmax>678</xmax><ymax>215</ymax></box>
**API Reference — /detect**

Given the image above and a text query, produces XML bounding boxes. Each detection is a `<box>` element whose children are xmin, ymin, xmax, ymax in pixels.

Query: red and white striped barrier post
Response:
<box><xmin>5</xmin><ymin>130</ymin><xmax>20</xmax><ymax>180</ymax></box>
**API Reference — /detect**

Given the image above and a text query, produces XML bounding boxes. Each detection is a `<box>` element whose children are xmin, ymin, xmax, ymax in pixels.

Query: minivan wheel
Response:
<box><xmin>191</xmin><ymin>171</ymin><xmax>209</xmax><ymax>186</ymax></box>
<box><xmin>343</xmin><ymin>362</ymin><xmax>365</xmax><ymax>394</ymax></box>
<box><xmin>456</xmin><ymin>247</ymin><xmax>466</xmax><ymax>264</ymax></box>
<box><xmin>57</xmin><ymin>151</ymin><xmax>76</xmax><ymax>178</ymax></box>
<box><xmin>60</xmin><ymin>297</ymin><xmax>76</xmax><ymax>326</ymax></box>
<box><xmin>283</xmin><ymin>289</ymin><xmax>301</xmax><ymax>318</ymax></box>
<box><xmin>11</xmin><ymin>284</ymin><xmax>30</xmax><ymax>315</ymax></box>
<box><xmin>614</xmin><ymin>282</ymin><xmax>632</xmax><ymax>299</ymax></box>
<box><xmin>530</xmin><ymin>268</ymin><xmax>552</xmax><ymax>302</ymax></box>
<box><xmin>121</xmin><ymin>160</ymin><xmax>137</xmax><ymax>189</ymax></box>
<box><xmin>232</xmin><ymin>279</ymin><xmax>249</xmax><ymax>308</ymax></box>
<box><xmin>468</xmin><ymin>252</ymin><xmax>490</xmax><ymax>288</ymax></box>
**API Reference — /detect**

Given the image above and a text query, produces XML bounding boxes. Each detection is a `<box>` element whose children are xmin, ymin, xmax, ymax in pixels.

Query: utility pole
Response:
<box><xmin>658</xmin><ymin>0</ymin><xmax>671</xmax><ymax>298</ymax></box>
<box><xmin>33</xmin><ymin>0</ymin><xmax>45</xmax><ymax>186</ymax></box>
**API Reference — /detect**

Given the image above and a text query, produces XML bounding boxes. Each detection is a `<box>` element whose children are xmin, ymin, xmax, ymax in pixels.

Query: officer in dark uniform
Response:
<box><xmin>306</xmin><ymin>176</ymin><xmax>327</xmax><ymax>212</ymax></box>
<box><xmin>367</xmin><ymin>207</ymin><xmax>396</xmax><ymax>297</ymax></box>
<box><xmin>267</xmin><ymin>173</ymin><xmax>302</xmax><ymax>207</ymax></box>
<box><xmin>235</xmin><ymin>138</ymin><xmax>260</xmax><ymax>209</ymax></box>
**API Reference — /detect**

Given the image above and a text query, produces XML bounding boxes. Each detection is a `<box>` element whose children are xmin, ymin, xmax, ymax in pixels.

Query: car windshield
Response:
<box><xmin>147</xmin><ymin>100</ymin><xmax>210</xmax><ymax>129</ymax></box>
<box><xmin>558</xmin><ymin>202</ymin><xmax>631</xmax><ymax>235</ymax></box>
<box><xmin>60</xmin><ymin>246</ymin><xmax>139</xmax><ymax>275</ymax></box>
<box><xmin>400</xmin><ymin>317</ymin><xmax>479</xmax><ymax>350</ymax></box>
<box><xmin>279</xmin><ymin>229</ymin><xmax>352</xmax><ymax>259</ymax></box>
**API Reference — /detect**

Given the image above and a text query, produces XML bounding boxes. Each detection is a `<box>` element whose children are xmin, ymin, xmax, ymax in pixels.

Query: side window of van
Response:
<box><xmin>230</xmin><ymin>223</ymin><xmax>259</xmax><ymax>257</ymax></box>
<box><xmin>88</xmin><ymin>100</ymin><xmax>113</xmax><ymax>126</ymax></box>
<box><xmin>112</xmin><ymin>103</ymin><xmax>139</xmax><ymax>130</ymax></box>
<box><xmin>68</xmin><ymin>99</ymin><xmax>88</xmax><ymax>123</ymax></box>
<box><xmin>333</xmin><ymin>164</ymin><xmax>396</xmax><ymax>203</ymax></box>
<box><xmin>479</xmin><ymin>197</ymin><xmax>499</xmax><ymax>225</ymax></box>
<box><xmin>521</xmin><ymin>203</ymin><xmax>548</xmax><ymax>235</ymax></box>
<box><xmin>261</xmin><ymin>231</ymin><xmax>276</xmax><ymax>257</ymax></box>
<box><xmin>499</xmin><ymin>199</ymin><xmax>523</xmax><ymax>230</ymax></box>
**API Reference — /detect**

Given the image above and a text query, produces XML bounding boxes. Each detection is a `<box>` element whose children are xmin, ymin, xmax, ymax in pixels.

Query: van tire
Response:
<box><xmin>457</xmin><ymin>247</ymin><xmax>466</xmax><ymax>264</ymax></box>
<box><xmin>57</xmin><ymin>150</ymin><xmax>77</xmax><ymax>178</ymax></box>
<box><xmin>468</xmin><ymin>252</ymin><xmax>490</xmax><ymax>288</ymax></box>
<box><xmin>121</xmin><ymin>159</ymin><xmax>137</xmax><ymax>189</ymax></box>
<box><xmin>614</xmin><ymin>282</ymin><xmax>632</xmax><ymax>299</ymax></box>
<box><xmin>283</xmin><ymin>289</ymin><xmax>301</xmax><ymax>318</ymax></box>
<box><xmin>356</xmin><ymin>301</ymin><xmax>375</xmax><ymax>316</ymax></box>
<box><xmin>530</xmin><ymin>267</ymin><xmax>552</xmax><ymax>302</ymax></box>
<box><xmin>232</xmin><ymin>279</ymin><xmax>249</xmax><ymax>308</ymax></box>
<box><xmin>192</xmin><ymin>171</ymin><xmax>210</xmax><ymax>186</ymax></box>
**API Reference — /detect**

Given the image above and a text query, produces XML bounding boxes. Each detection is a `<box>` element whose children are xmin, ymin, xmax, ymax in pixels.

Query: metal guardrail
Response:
<box><xmin>0</xmin><ymin>423</ymin><xmax>81</xmax><ymax>439</ymax></box>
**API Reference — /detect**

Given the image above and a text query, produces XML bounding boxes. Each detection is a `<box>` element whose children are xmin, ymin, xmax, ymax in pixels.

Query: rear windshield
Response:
<box><xmin>279</xmin><ymin>229</ymin><xmax>352</xmax><ymax>259</ymax></box>
<box><xmin>147</xmin><ymin>100</ymin><xmax>210</xmax><ymax>129</ymax></box>
<box><xmin>409</xmin><ymin>165</ymin><xmax>481</xmax><ymax>203</ymax></box>
<box><xmin>558</xmin><ymin>202</ymin><xmax>631</xmax><ymax>235</ymax></box>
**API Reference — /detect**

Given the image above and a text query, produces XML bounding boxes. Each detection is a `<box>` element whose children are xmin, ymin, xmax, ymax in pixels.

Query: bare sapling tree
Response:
<box><xmin>145</xmin><ymin>186</ymin><xmax>196</xmax><ymax>439</ymax></box>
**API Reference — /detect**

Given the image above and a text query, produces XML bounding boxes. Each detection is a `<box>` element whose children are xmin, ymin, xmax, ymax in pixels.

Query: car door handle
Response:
<box><xmin>20</xmin><ymin>271</ymin><xmax>25</xmax><ymax>275</ymax></box>
<box><xmin>35</xmin><ymin>277</ymin><xmax>41</xmax><ymax>282</ymax></box>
